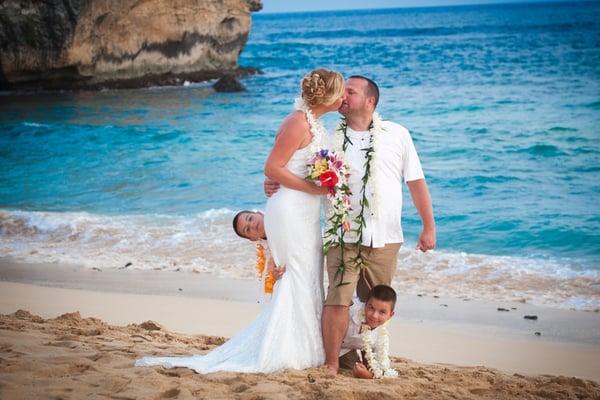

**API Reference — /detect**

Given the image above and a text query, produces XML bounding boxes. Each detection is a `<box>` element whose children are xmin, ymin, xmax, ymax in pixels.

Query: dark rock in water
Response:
<box><xmin>0</xmin><ymin>0</ymin><xmax>263</xmax><ymax>91</ymax></box>
<box><xmin>236</xmin><ymin>65</ymin><xmax>264</xmax><ymax>77</ymax></box>
<box><xmin>440</xmin><ymin>304</ymin><xmax>448</xmax><ymax>307</ymax></box>
<box><xmin>247</xmin><ymin>0</ymin><xmax>263</xmax><ymax>11</ymax></box>
<box><xmin>213</xmin><ymin>75</ymin><xmax>245</xmax><ymax>92</ymax></box>
<box><xmin>511</xmin><ymin>307</ymin><xmax>517</xmax><ymax>310</ymax></box>
<box><xmin>497</xmin><ymin>308</ymin><xmax>510</xmax><ymax>312</ymax></box>
<box><xmin>433</xmin><ymin>295</ymin><xmax>440</xmax><ymax>299</ymax></box>
<box><xmin>534</xmin><ymin>331</ymin><xmax>541</xmax><ymax>336</ymax></box>
<box><xmin>92</xmin><ymin>267</ymin><xmax>102</xmax><ymax>272</ymax></box>
<box><xmin>524</xmin><ymin>315</ymin><xmax>538</xmax><ymax>320</ymax></box>
<box><xmin>119</xmin><ymin>262</ymin><xmax>132</xmax><ymax>270</ymax></box>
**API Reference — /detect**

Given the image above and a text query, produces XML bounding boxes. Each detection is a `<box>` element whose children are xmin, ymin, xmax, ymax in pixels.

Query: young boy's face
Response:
<box><xmin>364</xmin><ymin>298</ymin><xmax>394</xmax><ymax>329</ymax></box>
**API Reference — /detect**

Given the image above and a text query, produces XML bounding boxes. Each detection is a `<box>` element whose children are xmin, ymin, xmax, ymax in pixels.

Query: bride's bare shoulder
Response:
<box><xmin>283</xmin><ymin>110</ymin><xmax>309</xmax><ymax>128</ymax></box>
<box><xmin>276</xmin><ymin>111</ymin><xmax>309</xmax><ymax>137</ymax></box>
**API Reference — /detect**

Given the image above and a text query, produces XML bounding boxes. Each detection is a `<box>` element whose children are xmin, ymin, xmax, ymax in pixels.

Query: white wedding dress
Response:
<box><xmin>135</xmin><ymin>145</ymin><xmax>325</xmax><ymax>373</ymax></box>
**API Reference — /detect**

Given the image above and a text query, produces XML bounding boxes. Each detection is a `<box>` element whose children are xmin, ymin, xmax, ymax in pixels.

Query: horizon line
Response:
<box><xmin>257</xmin><ymin>0</ymin><xmax>593</xmax><ymax>15</ymax></box>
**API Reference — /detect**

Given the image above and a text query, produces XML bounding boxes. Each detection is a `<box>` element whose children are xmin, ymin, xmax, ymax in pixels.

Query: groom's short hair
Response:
<box><xmin>349</xmin><ymin>75</ymin><xmax>379</xmax><ymax>107</ymax></box>
<box><xmin>367</xmin><ymin>285</ymin><xmax>397</xmax><ymax>310</ymax></box>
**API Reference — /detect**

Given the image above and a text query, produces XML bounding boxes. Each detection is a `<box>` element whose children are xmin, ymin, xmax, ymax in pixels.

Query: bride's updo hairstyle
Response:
<box><xmin>301</xmin><ymin>68</ymin><xmax>345</xmax><ymax>107</ymax></box>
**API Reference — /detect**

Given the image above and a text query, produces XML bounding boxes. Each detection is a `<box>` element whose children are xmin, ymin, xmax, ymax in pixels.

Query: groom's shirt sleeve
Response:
<box><xmin>398</xmin><ymin>124</ymin><xmax>425</xmax><ymax>183</ymax></box>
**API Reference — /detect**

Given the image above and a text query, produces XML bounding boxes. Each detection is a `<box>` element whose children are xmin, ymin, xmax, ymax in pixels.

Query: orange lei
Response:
<box><xmin>256</xmin><ymin>243</ymin><xmax>266</xmax><ymax>280</ymax></box>
<box><xmin>256</xmin><ymin>243</ymin><xmax>275</xmax><ymax>294</ymax></box>
<box><xmin>264</xmin><ymin>270</ymin><xmax>275</xmax><ymax>294</ymax></box>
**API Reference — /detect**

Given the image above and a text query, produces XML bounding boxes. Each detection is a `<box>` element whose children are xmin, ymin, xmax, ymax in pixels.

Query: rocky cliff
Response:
<box><xmin>0</xmin><ymin>0</ymin><xmax>262</xmax><ymax>90</ymax></box>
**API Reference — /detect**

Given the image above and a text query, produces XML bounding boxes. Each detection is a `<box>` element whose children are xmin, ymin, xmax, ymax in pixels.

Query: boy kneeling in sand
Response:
<box><xmin>339</xmin><ymin>285</ymin><xmax>399</xmax><ymax>379</ymax></box>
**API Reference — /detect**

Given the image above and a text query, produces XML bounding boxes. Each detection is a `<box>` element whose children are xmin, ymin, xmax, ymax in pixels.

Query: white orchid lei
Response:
<box><xmin>295</xmin><ymin>99</ymin><xmax>352</xmax><ymax>269</ymax></box>
<box><xmin>360</xmin><ymin>321</ymin><xmax>398</xmax><ymax>379</ymax></box>
<box><xmin>294</xmin><ymin>98</ymin><xmax>327</xmax><ymax>153</ymax></box>
<box><xmin>331</xmin><ymin>112</ymin><xmax>386</xmax><ymax>283</ymax></box>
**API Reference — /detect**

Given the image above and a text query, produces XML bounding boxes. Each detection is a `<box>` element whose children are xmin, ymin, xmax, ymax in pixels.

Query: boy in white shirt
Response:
<box><xmin>339</xmin><ymin>285</ymin><xmax>398</xmax><ymax>379</ymax></box>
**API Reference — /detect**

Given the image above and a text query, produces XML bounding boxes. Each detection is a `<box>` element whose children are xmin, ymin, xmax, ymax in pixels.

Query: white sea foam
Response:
<box><xmin>1</xmin><ymin>209</ymin><xmax>598</xmax><ymax>310</ymax></box>
<box><xmin>22</xmin><ymin>122</ymin><xmax>51</xmax><ymax>128</ymax></box>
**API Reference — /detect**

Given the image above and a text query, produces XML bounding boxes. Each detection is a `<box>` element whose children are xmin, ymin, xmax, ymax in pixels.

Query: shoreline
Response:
<box><xmin>2</xmin><ymin>259</ymin><xmax>600</xmax><ymax>381</ymax></box>
<box><xmin>1</xmin><ymin>259</ymin><xmax>599</xmax><ymax>343</ymax></box>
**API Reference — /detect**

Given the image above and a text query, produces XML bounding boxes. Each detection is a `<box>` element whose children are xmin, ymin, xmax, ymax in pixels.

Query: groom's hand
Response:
<box><xmin>264</xmin><ymin>178</ymin><xmax>280</xmax><ymax>197</ymax></box>
<box><xmin>416</xmin><ymin>227</ymin><xmax>436</xmax><ymax>252</ymax></box>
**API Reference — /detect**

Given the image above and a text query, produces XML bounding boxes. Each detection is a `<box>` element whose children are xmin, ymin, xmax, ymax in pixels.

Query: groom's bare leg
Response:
<box><xmin>323</xmin><ymin>245</ymin><xmax>360</xmax><ymax>374</ymax></box>
<box><xmin>322</xmin><ymin>305</ymin><xmax>349</xmax><ymax>374</ymax></box>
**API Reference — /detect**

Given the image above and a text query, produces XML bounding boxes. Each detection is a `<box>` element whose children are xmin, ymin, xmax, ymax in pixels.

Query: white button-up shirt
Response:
<box><xmin>334</xmin><ymin>121</ymin><xmax>424</xmax><ymax>248</ymax></box>
<box><xmin>340</xmin><ymin>299</ymin><xmax>365</xmax><ymax>356</ymax></box>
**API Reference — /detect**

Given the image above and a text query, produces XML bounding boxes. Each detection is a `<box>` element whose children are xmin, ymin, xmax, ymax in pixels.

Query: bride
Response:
<box><xmin>136</xmin><ymin>68</ymin><xmax>345</xmax><ymax>373</ymax></box>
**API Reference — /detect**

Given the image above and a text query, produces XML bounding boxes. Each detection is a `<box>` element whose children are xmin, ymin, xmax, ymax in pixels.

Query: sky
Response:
<box><xmin>259</xmin><ymin>0</ymin><xmax>579</xmax><ymax>14</ymax></box>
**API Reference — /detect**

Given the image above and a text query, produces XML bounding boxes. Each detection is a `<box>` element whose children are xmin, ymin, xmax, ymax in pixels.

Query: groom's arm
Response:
<box><xmin>407</xmin><ymin>178</ymin><xmax>436</xmax><ymax>252</ymax></box>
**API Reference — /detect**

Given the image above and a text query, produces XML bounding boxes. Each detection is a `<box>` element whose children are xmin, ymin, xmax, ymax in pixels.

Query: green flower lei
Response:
<box><xmin>330</xmin><ymin>117</ymin><xmax>377</xmax><ymax>287</ymax></box>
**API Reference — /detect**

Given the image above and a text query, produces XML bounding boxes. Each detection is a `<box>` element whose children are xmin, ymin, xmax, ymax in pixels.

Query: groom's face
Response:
<box><xmin>235</xmin><ymin>212</ymin><xmax>265</xmax><ymax>241</ymax></box>
<box><xmin>339</xmin><ymin>78</ymin><xmax>369</xmax><ymax>117</ymax></box>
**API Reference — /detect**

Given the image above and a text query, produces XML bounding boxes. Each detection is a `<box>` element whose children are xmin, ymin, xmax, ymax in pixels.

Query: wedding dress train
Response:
<box><xmin>136</xmin><ymin>146</ymin><xmax>325</xmax><ymax>373</ymax></box>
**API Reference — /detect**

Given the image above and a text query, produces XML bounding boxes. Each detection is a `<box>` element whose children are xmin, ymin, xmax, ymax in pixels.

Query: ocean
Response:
<box><xmin>1</xmin><ymin>1</ymin><xmax>599</xmax><ymax>310</ymax></box>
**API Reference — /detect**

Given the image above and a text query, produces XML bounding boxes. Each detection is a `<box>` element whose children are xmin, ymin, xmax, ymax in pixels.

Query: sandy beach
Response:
<box><xmin>1</xmin><ymin>260</ymin><xmax>600</xmax><ymax>399</ymax></box>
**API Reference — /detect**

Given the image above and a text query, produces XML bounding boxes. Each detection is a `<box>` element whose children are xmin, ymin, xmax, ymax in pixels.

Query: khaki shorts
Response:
<box><xmin>338</xmin><ymin>350</ymin><xmax>360</xmax><ymax>370</ymax></box>
<box><xmin>325</xmin><ymin>242</ymin><xmax>401</xmax><ymax>306</ymax></box>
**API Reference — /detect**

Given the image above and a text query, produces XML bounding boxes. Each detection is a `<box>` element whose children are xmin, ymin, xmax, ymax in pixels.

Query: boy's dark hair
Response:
<box><xmin>367</xmin><ymin>285</ymin><xmax>397</xmax><ymax>310</ymax></box>
<box><xmin>349</xmin><ymin>75</ymin><xmax>380</xmax><ymax>107</ymax></box>
<box><xmin>232</xmin><ymin>210</ymin><xmax>253</xmax><ymax>239</ymax></box>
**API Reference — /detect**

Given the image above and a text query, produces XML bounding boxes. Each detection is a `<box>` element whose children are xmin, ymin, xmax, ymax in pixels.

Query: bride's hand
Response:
<box><xmin>313</xmin><ymin>185</ymin><xmax>330</xmax><ymax>196</ymax></box>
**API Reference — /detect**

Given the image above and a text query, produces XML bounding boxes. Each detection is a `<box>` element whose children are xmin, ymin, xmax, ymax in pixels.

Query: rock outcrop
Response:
<box><xmin>0</xmin><ymin>0</ymin><xmax>262</xmax><ymax>90</ymax></box>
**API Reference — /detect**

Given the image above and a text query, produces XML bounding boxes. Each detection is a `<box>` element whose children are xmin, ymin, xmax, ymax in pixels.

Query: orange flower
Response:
<box><xmin>256</xmin><ymin>243</ymin><xmax>266</xmax><ymax>280</ymax></box>
<box><xmin>264</xmin><ymin>270</ymin><xmax>275</xmax><ymax>294</ymax></box>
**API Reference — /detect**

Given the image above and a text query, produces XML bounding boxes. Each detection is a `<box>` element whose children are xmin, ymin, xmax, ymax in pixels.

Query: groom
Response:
<box><xmin>265</xmin><ymin>76</ymin><xmax>436</xmax><ymax>374</ymax></box>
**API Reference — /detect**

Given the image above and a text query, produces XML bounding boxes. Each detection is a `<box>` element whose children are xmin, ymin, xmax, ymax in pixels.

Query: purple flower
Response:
<box><xmin>320</xmin><ymin>149</ymin><xmax>329</xmax><ymax>157</ymax></box>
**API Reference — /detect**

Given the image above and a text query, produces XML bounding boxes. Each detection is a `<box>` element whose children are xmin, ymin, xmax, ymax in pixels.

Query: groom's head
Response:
<box><xmin>233</xmin><ymin>211</ymin><xmax>266</xmax><ymax>241</ymax></box>
<box><xmin>339</xmin><ymin>76</ymin><xmax>379</xmax><ymax>118</ymax></box>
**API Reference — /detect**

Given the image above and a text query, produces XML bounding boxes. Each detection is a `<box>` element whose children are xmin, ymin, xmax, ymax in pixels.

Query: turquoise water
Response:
<box><xmin>1</xmin><ymin>2</ymin><xmax>599</xmax><ymax>309</ymax></box>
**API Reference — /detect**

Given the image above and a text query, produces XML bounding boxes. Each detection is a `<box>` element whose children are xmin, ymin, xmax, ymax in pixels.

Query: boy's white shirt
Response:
<box><xmin>340</xmin><ymin>299</ymin><xmax>385</xmax><ymax>357</ymax></box>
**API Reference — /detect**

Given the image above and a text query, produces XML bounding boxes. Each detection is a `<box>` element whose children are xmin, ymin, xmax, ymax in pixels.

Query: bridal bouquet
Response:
<box><xmin>306</xmin><ymin>149</ymin><xmax>352</xmax><ymax>253</ymax></box>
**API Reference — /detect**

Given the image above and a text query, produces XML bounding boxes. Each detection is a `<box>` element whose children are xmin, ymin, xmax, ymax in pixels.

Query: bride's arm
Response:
<box><xmin>264</xmin><ymin>113</ymin><xmax>328</xmax><ymax>195</ymax></box>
